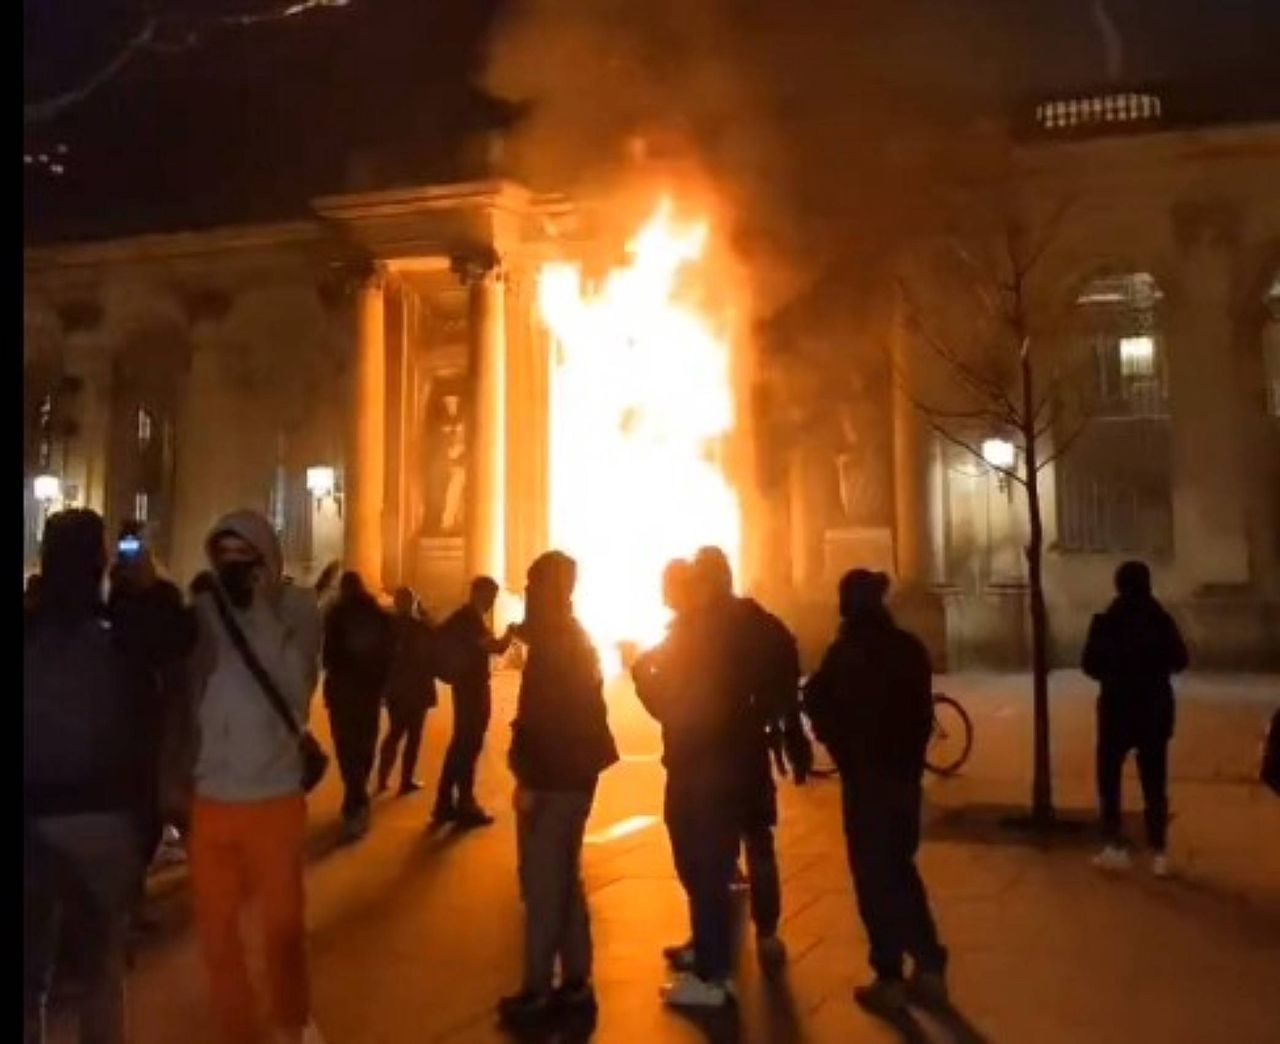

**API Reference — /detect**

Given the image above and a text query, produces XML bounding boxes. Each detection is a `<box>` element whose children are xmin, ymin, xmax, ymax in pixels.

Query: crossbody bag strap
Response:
<box><xmin>207</xmin><ymin>586</ymin><xmax>302</xmax><ymax>738</ymax></box>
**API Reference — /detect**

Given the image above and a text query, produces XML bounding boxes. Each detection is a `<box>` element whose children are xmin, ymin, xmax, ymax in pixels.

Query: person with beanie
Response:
<box><xmin>803</xmin><ymin>569</ymin><xmax>948</xmax><ymax>1016</ymax></box>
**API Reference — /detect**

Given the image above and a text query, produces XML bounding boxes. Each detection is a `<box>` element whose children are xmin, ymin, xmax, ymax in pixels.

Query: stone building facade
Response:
<box><xmin>22</xmin><ymin>108</ymin><xmax>1280</xmax><ymax>667</ymax></box>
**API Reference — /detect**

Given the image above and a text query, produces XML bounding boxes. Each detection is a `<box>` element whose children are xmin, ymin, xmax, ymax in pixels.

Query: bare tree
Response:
<box><xmin>24</xmin><ymin>0</ymin><xmax>353</xmax><ymax>126</ymax></box>
<box><xmin>898</xmin><ymin>187</ymin><xmax>1094</xmax><ymax>828</ymax></box>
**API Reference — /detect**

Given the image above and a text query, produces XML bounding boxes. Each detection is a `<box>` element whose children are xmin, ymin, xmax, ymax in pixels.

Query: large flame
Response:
<box><xmin>538</xmin><ymin>199</ymin><xmax>742</xmax><ymax>667</ymax></box>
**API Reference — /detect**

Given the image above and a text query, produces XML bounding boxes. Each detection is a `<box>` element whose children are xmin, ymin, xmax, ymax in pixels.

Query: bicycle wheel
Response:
<box><xmin>925</xmin><ymin>693</ymin><xmax>973</xmax><ymax>776</ymax></box>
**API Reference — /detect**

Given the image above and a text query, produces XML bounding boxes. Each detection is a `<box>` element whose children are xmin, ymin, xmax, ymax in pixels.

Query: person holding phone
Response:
<box><xmin>106</xmin><ymin>524</ymin><xmax>194</xmax><ymax>894</ymax></box>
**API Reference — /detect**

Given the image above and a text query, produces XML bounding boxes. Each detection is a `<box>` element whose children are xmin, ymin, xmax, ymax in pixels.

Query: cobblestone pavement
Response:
<box><xmin>85</xmin><ymin>671</ymin><xmax>1280</xmax><ymax>1043</ymax></box>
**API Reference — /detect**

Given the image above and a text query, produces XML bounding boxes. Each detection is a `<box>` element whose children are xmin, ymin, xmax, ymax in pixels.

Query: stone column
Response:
<box><xmin>1169</xmin><ymin>206</ymin><xmax>1250</xmax><ymax>588</ymax></box>
<box><xmin>889</xmin><ymin>295</ymin><xmax>948</xmax><ymax>664</ymax></box>
<box><xmin>462</xmin><ymin>260</ymin><xmax>507</xmax><ymax>585</ymax></box>
<box><xmin>346</xmin><ymin>268</ymin><xmax>387</xmax><ymax>589</ymax></box>
<box><xmin>502</xmin><ymin>266</ymin><xmax>549</xmax><ymax>592</ymax></box>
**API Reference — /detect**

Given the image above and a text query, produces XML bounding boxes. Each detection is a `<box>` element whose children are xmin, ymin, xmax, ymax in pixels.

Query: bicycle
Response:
<box><xmin>806</xmin><ymin>691</ymin><xmax>974</xmax><ymax>778</ymax></box>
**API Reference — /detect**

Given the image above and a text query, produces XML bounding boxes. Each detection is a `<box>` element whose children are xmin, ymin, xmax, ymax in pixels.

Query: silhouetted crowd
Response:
<box><xmin>27</xmin><ymin>505</ymin><xmax>1272</xmax><ymax>1043</ymax></box>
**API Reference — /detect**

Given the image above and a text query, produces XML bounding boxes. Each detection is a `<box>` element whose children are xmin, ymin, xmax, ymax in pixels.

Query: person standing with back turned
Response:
<box><xmin>25</xmin><ymin>509</ymin><xmax>192</xmax><ymax>1044</ymax></box>
<box><xmin>377</xmin><ymin>587</ymin><xmax>438</xmax><ymax>796</ymax></box>
<box><xmin>187</xmin><ymin>510</ymin><xmax>325</xmax><ymax>1044</ymax></box>
<box><xmin>432</xmin><ymin>575</ymin><xmax>514</xmax><ymax>829</ymax></box>
<box><xmin>803</xmin><ymin>569</ymin><xmax>948</xmax><ymax>1017</ymax></box>
<box><xmin>323</xmin><ymin>572</ymin><xmax>393</xmax><ymax>841</ymax></box>
<box><xmin>1084</xmin><ymin>560</ymin><xmax>1188</xmax><ymax>877</ymax></box>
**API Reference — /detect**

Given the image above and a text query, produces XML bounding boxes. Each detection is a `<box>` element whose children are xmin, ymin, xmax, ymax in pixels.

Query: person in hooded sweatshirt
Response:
<box><xmin>681</xmin><ymin>547</ymin><xmax>812</xmax><ymax>973</ymax></box>
<box><xmin>322</xmin><ymin>571</ymin><xmax>393</xmax><ymax>840</ymax></box>
<box><xmin>803</xmin><ymin>569</ymin><xmax>948</xmax><ymax>1017</ymax></box>
<box><xmin>25</xmin><ymin>509</ymin><xmax>193</xmax><ymax>1044</ymax></box>
<box><xmin>187</xmin><ymin>510</ymin><xmax>325</xmax><ymax>1044</ymax></box>
<box><xmin>1083</xmin><ymin>560</ymin><xmax>1189</xmax><ymax>877</ymax></box>
<box><xmin>632</xmin><ymin>556</ymin><xmax>757</xmax><ymax>1009</ymax></box>
<box><xmin>498</xmin><ymin>551</ymin><xmax>619</xmax><ymax>1027</ymax></box>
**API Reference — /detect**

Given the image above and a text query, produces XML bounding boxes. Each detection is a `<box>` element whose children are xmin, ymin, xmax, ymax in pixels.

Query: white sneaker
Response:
<box><xmin>1091</xmin><ymin>845</ymin><xmax>1133</xmax><ymax>871</ymax></box>
<box><xmin>1151</xmin><ymin>852</ymin><xmax>1171</xmax><ymax>878</ymax></box>
<box><xmin>275</xmin><ymin>1022</ymin><xmax>326</xmax><ymax>1044</ymax></box>
<box><xmin>661</xmin><ymin>972</ymin><xmax>732</xmax><ymax>1009</ymax></box>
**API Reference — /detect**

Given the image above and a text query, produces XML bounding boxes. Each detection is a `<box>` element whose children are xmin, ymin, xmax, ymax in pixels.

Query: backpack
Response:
<box><xmin>432</xmin><ymin>611</ymin><xmax>469</xmax><ymax>687</ymax></box>
<box><xmin>24</xmin><ymin>615</ymin><xmax>135</xmax><ymax>799</ymax></box>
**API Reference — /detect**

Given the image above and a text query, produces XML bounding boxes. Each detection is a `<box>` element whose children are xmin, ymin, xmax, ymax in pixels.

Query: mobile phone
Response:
<box><xmin>118</xmin><ymin>535</ymin><xmax>142</xmax><ymax>558</ymax></box>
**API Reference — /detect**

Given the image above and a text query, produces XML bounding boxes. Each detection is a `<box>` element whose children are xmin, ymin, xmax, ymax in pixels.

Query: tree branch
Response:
<box><xmin>924</xmin><ymin>417</ymin><xmax>1026</xmax><ymax>488</ymax></box>
<box><xmin>25</xmin><ymin>1</ymin><xmax>352</xmax><ymax>125</ymax></box>
<box><xmin>1036</xmin><ymin>415</ymin><xmax>1093</xmax><ymax>474</ymax></box>
<box><xmin>898</xmin><ymin>281</ymin><xmax>1023</xmax><ymax>426</ymax></box>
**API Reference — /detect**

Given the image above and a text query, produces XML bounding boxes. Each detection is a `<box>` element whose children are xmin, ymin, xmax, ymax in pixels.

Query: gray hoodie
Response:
<box><xmin>190</xmin><ymin>511</ymin><xmax>322</xmax><ymax>803</ymax></box>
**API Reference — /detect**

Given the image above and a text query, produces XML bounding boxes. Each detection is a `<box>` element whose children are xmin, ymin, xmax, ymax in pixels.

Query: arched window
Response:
<box><xmin>1057</xmin><ymin>271</ymin><xmax>1173</xmax><ymax>554</ymax></box>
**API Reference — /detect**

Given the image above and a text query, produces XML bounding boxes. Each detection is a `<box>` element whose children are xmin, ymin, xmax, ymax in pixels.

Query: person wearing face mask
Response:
<box><xmin>186</xmin><ymin>511</ymin><xmax>326</xmax><ymax>1044</ymax></box>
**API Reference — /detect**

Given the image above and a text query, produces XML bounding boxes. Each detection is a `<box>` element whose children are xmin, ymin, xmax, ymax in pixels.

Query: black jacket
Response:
<box><xmin>1082</xmin><ymin>594</ymin><xmax>1188</xmax><ymax>740</ymax></box>
<box><xmin>323</xmin><ymin>594</ymin><xmax>393</xmax><ymax>692</ymax></box>
<box><xmin>24</xmin><ymin>591</ymin><xmax>194</xmax><ymax>818</ymax></box>
<box><xmin>384</xmin><ymin>615</ymin><xmax>439</xmax><ymax>712</ymax></box>
<box><xmin>509</xmin><ymin>616</ymin><xmax>618</xmax><ymax>792</ymax></box>
<box><xmin>803</xmin><ymin>610</ymin><xmax>933</xmax><ymax>785</ymax></box>
<box><xmin>633</xmin><ymin>606</ymin><xmax>760</xmax><ymax>797</ymax></box>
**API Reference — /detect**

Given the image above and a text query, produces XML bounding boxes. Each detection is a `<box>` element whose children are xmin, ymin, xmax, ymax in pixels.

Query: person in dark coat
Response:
<box><xmin>688</xmin><ymin>547</ymin><xmax>812</xmax><ymax>971</ymax></box>
<box><xmin>1083</xmin><ymin>560</ymin><xmax>1189</xmax><ymax>876</ymax></box>
<box><xmin>633</xmin><ymin>556</ymin><xmax>757</xmax><ymax>1009</ymax></box>
<box><xmin>376</xmin><ymin>587</ymin><xmax>438</xmax><ymax>796</ymax></box>
<box><xmin>432</xmin><ymin>576</ymin><xmax>515</xmax><ymax>828</ymax></box>
<box><xmin>323</xmin><ymin>571</ymin><xmax>393</xmax><ymax>841</ymax></box>
<box><xmin>803</xmin><ymin>569</ymin><xmax>948</xmax><ymax>1015</ymax></box>
<box><xmin>105</xmin><ymin>523</ymin><xmax>195</xmax><ymax>935</ymax></box>
<box><xmin>498</xmin><ymin>551</ymin><xmax>619</xmax><ymax>1027</ymax></box>
<box><xmin>25</xmin><ymin>509</ymin><xmax>194</xmax><ymax>1044</ymax></box>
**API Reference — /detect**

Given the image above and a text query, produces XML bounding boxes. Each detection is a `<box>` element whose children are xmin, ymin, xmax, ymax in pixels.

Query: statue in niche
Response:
<box><xmin>831</xmin><ymin>380</ymin><xmax>889</xmax><ymax>526</ymax></box>
<box><xmin>422</xmin><ymin>379</ymin><xmax>468</xmax><ymax>536</ymax></box>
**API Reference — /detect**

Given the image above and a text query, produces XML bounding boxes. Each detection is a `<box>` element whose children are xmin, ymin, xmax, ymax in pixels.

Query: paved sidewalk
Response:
<box><xmin>68</xmin><ymin>671</ymin><xmax>1280</xmax><ymax>1043</ymax></box>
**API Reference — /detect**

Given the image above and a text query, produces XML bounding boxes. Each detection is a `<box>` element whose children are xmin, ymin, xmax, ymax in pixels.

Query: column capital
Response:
<box><xmin>317</xmin><ymin>257</ymin><xmax>385</xmax><ymax>309</ymax></box>
<box><xmin>449</xmin><ymin>244</ymin><xmax>502</xmax><ymax>287</ymax></box>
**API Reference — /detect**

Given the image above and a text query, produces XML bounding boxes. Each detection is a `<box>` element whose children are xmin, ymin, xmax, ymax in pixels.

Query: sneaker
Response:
<box><xmin>455</xmin><ymin>806</ymin><xmax>495</xmax><ymax>829</ymax></box>
<box><xmin>662</xmin><ymin>940</ymin><xmax>696</xmax><ymax>973</ymax></box>
<box><xmin>906</xmin><ymin>970</ymin><xmax>949</xmax><ymax>1011</ymax></box>
<box><xmin>430</xmin><ymin>804</ymin><xmax>457</xmax><ymax>826</ymax></box>
<box><xmin>275</xmin><ymin>1022</ymin><xmax>327</xmax><ymax>1044</ymax></box>
<box><xmin>551</xmin><ymin>980</ymin><xmax>597</xmax><ymax>1015</ymax></box>
<box><xmin>1091</xmin><ymin>845</ymin><xmax>1133</xmax><ymax>871</ymax></box>
<box><xmin>757</xmin><ymin>935</ymin><xmax>787</xmax><ymax>968</ymax></box>
<box><xmin>497</xmin><ymin>990</ymin><xmax>553</xmax><ymax>1026</ymax></box>
<box><xmin>1151</xmin><ymin>852</ymin><xmax>1172</xmax><ymax>878</ymax></box>
<box><xmin>661</xmin><ymin>972</ymin><xmax>732</xmax><ymax>1009</ymax></box>
<box><xmin>398</xmin><ymin>780</ymin><xmax>423</xmax><ymax>796</ymax></box>
<box><xmin>854</xmin><ymin>978</ymin><xmax>909</xmax><ymax>1014</ymax></box>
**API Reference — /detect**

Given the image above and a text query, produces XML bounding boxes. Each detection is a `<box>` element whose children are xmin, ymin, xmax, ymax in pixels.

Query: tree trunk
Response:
<box><xmin>1021</xmin><ymin>340</ymin><xmax>1055</xmax><ymax>824</ymax></box>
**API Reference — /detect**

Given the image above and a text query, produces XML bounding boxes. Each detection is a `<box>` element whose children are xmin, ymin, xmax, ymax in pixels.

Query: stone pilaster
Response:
<box><xmin>455</xmin><ymin>252</ymin><xmax>507</xmax><ymax>586</ymax></box>
<box><xmin>346</xmin><ymin>266</ymin><xmax>387</xmax><ymax>589</ymax></box>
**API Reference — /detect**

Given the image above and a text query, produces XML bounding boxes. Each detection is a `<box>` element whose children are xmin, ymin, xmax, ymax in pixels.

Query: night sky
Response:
<box><xmin>23</xmin><ymin>0</ymin><xmax>1280</xmax><ymax>243</ymax></box>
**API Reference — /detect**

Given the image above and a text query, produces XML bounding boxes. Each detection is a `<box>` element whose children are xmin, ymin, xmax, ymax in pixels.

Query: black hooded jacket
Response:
<box><xmin>803</xmin><ymin>608</ymin><xmax>934</xmax><ymax>785</ymax></box>
<box><xmin>1082</xmin><ymin>593</ymin><xmax>1188</xmax><ymax>739</ymax></box>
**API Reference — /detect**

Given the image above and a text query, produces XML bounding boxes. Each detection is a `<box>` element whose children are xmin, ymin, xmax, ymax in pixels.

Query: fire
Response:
<box><xmin>538</xmin><ymin>199</ymin><xmax>742</xmax><ymax>670</ymax></box>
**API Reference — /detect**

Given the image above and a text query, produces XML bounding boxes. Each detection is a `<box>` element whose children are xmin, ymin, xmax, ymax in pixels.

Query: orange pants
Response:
<box><xmin>190</xmin><ymin>795</ymin><xmax>310</xmax><ymax>1044</ymax></box>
